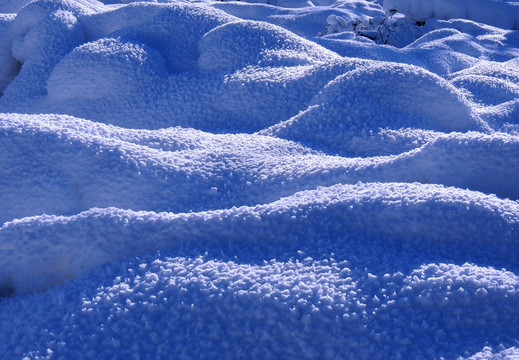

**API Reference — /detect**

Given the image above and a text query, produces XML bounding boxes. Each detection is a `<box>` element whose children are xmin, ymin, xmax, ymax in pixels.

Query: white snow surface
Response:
<box><xmin>0</xmin><ymin>0</ymin><xmax>519</xmax><ymax>359</ymax></box>
<box><xmin>383</xmin><ymin>0</ymin><xmax>519</xmax><ymax>29</ymax></box>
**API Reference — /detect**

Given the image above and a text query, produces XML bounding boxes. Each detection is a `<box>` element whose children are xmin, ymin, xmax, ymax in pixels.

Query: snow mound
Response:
<box><xmin>449</xmin><ymin>58</ymin><xmax>519</xmax><ymax>128</ymax></box>
<box><xmin>48</xmin><ymin>38</ymin><xmax>168</xmax><ymax>102</ymax></box>
<box><xmin>109</xmin><ymin>3</ymin><xmax>236</xmax><ymax>73</ymax></box>
<box><xmin>13</xmin><ymin>1</ymin><xmax>344</xmax><ymax>131</ymax></box>
<box><xmin>198</xmin><ymin>20</ymin><xmax>338</xmax><ymax>72</ymax></box>
<box><xmin>261</xmin><ymin>62</ymin><xmax>486</xmax><ymax>156</ymax></box>
<box><xmin>450</xmin><ymin>59</ymin><xmax>519</xmax><ymax>97</ymax></box>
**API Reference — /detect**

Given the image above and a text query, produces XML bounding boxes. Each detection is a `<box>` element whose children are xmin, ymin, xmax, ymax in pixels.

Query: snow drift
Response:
<box><xmin>0</xmin><ymin>0</ymin><xmax>518</xmax><ymax>358</ymax></box>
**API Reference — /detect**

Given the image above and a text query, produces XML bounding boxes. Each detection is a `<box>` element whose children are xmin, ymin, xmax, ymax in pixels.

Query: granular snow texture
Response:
<box><xmin>0</xmin><ymin>0</ymin><xmax>518</xmax><ymax>359</ymax></box>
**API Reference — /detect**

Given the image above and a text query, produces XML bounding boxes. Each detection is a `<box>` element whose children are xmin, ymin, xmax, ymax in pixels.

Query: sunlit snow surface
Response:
<box><xmin>0</xmin><ymin>0</ymin><xmax>519</xmax><ymax>358</ymax></box>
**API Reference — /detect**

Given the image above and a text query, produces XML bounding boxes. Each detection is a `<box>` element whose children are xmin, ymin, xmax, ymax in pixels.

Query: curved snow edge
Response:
<box><xmin>0</xmin><ymin>182</ymin><xmax>517</xmax><ymax>295</ymax></box>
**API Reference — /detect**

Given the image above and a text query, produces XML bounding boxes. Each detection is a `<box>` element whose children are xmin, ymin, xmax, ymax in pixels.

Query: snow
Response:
<box><xmin>0</xmin><ymin>0</ymin><xmax>518</xmax><ymax>358</ymax></box>
<box><xmin>383</xmin><ymin>0</ymin><xmax>519</xmax><ymax>30</ymax></box>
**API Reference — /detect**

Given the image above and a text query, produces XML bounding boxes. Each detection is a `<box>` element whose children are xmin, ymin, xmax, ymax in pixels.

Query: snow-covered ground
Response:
<box><xmin>0</xmin><ymin>0</ymin><xmax>518</xmax><ymax>358</ymax></box>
